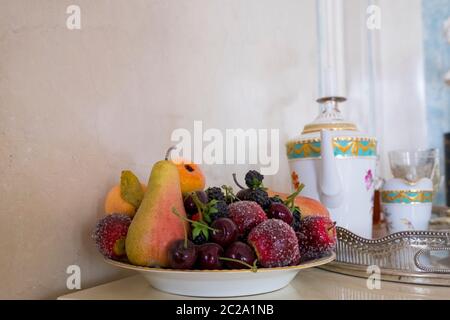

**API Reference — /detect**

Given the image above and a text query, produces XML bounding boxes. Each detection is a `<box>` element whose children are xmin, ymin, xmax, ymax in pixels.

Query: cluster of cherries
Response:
<box><xmin>169</xmin><ymin>207</ymin><xmax>258</xmax><ymax>270</ymax></box>
<box><xmin>168</xmin><ymin>233</ymin><xmax>257</xmax><ymax>271</ymax></box>
<box><xmin>167</xmin><ymin>171</ymin><xmax>308</xmax><ymax>271</ymax></box>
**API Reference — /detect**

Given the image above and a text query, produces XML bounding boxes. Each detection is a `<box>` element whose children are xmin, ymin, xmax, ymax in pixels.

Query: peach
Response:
<box><xmin>267</xmin><ymin>190</ymin><xmax>330</xmax><ymax>219</ymax></box>
<box><xmin>104</xmin><ymin>184</ymin><xmax>147</xmax><ymax>217</ymax></box>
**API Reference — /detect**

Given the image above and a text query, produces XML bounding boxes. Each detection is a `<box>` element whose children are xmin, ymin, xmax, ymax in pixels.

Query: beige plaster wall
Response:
<box><xmin>0</xmin><ymin>0</ymin><xmax>318</xmax><ymax>298</ymax></box>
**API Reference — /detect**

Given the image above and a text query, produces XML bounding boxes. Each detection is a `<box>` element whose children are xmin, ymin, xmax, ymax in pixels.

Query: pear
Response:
<box><xmin>125</xmin><ymin>147</ymin><xmax>189</xmax><ymax>267</ymax></box>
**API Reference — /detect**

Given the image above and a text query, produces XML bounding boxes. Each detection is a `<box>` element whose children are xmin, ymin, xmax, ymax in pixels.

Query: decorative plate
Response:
<box><xmin>105</xmin><ymin>252</ymin><xmax>335</xmax><ymax>297</ymax></box>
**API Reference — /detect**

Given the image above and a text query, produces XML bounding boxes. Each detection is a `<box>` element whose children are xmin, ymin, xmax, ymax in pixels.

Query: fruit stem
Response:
<box><xmin>232</xmin><ymin>173</ymin><xmax>245</xmax><ymax>190</ymax></box>
<box><xmin>285</xmin><ymin>183</ymin><xmax>305</xmax><ymax>209</ymax></box>
<box><xmin>219</xmin><ymin>257</ymin><xmax>258</xmax><ymax>273</ymax></box>
<box><xmin>191</xmin><ymin>192</ymin><xmax>206</xmax><ymax>221</ymax></box>
<box><xmin>172</xmin><ymin>208</ymin><xmax>218</xmax><ymax>232</ymax></box>
<box><xmin>183</xmin><ymin>223</ymin><xmax>188</xmax><ymax>249</ymax></box>
<box><xmin>165</xmin><ymin>146</ymin><xmax>176</xmax><ymax>160</ymax></box>
<box><xmin>221</xmin><ymin>185</ymin><xmax>238</xmax><ymax>203</ymax></box>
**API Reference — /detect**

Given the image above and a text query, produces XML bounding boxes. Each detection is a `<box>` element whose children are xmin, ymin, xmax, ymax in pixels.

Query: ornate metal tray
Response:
<box><xmin>319</xmin><ymin>219</ymin><xmax>450</xmax><ymax>286</ymax></box>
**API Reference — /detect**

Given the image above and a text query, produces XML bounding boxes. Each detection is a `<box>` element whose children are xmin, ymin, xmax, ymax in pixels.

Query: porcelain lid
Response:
<box><xmin>286</xmin><ymin>97</ymin><xmax>377</xmax><ymax>160</ymax></box>
<box><xmin>288</xmin><ymin>97</ymin><xmax>376</xmax><ymax>143</ymax></box>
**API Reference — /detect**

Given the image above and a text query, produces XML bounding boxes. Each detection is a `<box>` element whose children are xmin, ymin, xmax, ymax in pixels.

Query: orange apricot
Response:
<box><xmin>175</xmin><ymin>162</ymin><xmax>205</xmax><ymax>193</ymax></box>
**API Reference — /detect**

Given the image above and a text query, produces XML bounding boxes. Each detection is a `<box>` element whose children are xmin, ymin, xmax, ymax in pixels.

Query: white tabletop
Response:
<box><xmin>58</xmin><ymin>268</ymin><xmax>450</xmax><ymax>300</ymax></box>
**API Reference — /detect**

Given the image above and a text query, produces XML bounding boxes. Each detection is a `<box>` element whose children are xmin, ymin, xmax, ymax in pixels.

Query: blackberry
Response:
<box><xmin>236</xmin><ymin>189</ymin><xmax>250</xmax><ymax>201</ymax></box>
<box><xmin>269</xmin><ymin>195</ymin><xmax>284</xmax><ymax>204</ymax></box>
<box><xmin>206</xmin><ymin>187</ymin><xmax>225</xmax><ymax>202</ymax></box>
<box><xmin>291</xmin><ymin>207</ymin><xmax>302</xmax><ymax>232</ymax></box>
<box><xmin>239</xmin><ymin>188</ymin><xmax>271</xmax><ymax>209</ymax></box>
<box><xmin>245</xmin><ymin>170</ymin><xmax>264</xmax><ymax>189</ymax></box>
<box><xmin>236</xmin><ymin>189</ymin><xmax>251</xmax><ymax>201</ymax></box>
<box><xmin>192</xmin><ymin>232</ymin><xmax>207</xmax><ymax>245</ymax></box>
<box><xmin>209</xmin><ymin>200</ymin><xmax>229</xmax><ymax>221</ymax></box>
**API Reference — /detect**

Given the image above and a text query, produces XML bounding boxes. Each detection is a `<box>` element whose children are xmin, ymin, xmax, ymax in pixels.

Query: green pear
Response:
<box><xmin>125</xmin><ymin>148</ymin><xmax>189</xmax><ymax>267</ymax></box>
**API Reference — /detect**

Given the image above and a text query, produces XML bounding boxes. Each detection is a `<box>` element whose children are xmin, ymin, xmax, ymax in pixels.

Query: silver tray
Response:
<box><xmin>319</xmin><ymin>226</ymin><xmax>450</xmax><ymax>286</ymax></box>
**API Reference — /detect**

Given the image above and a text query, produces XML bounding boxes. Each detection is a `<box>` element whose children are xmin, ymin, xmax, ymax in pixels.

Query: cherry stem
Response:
<box><xmin>191</xmin><ymin>192</ymin><xmax>205</xmax><ymax>221</ymax></box>
<box><xmin>165</xmin><ymin>146</ymin><xmax>176</xmax><ymax>160</ymax></box>
<box><xmin>172</xmin><ymin>208</ymin><xmax>218</xmax><ymax>232</ymax></box>
<box><xmin>232</xmin><ymin>173</ymin><xmax>246</xmax><ymax>190</ymax></box>
<box><xmin>219</xmin><ymin>257</ymin><xmax>258</xmax><ymax>273</ymax></box>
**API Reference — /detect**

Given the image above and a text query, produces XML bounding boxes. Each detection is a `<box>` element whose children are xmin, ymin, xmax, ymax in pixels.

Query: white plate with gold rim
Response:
<box><xmin>105</xmin><ymin>252</ymin><xmax>335</xmax><ymax>297</ymax></box>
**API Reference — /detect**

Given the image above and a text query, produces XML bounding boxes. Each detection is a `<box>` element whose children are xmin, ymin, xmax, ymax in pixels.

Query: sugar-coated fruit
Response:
<box><xmin>296</xmin><ymin>216</ymin><xmax>336</xmax><ymax>261</ymax></box>
<box><xmin>248</xmin><ymin>219</ymin><xmax>300</xmax><ymax>268</ymax></box>
<box><xmin>211</xmin><ymin>218</ymin><xmax>239</xmax><ymax>248</ymax></box>
<box><xmin>175</xmin><ymin>162</ymin><xmax>206</xmax><ymax>193</ymax></box>
<box><xmin>224</xmin><ymin>241</ymin><xmax>256</xmax><ymax>269</ymax></box>
<box><xmin>93</xmin><ymin>214</ymin><xmax>131</xmax><ymax>260</ymax></box>
<box><xmin>168</xmin><ymin>239</ymin><xmax>197</xmax><ymax>269</ymax></box>
<box><xmin>196</xmin><ymin>243</ymin><xmax>224</xmax><ymax>270</ymax></box>
<box><xmin>228</xmin><ymin>201</ymin><xmax>267</xmax><ymax>236</ymax></box>
<box><xmin>267</xmin><ymin>202</ymin><xmax>294</xmax><ymax>225</ymax></box>
<box><xmin>183</xmin><ymin>191</ymin><xmax>208</xmax><ymax>216</ymax></box>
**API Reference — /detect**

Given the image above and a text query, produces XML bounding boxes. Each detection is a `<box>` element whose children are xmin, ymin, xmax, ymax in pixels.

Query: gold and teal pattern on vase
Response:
<box><xmin>286</xmin><ymin>138</ymin><xmax>377</xmax><ymax>159</ymax></box>
<box><xmin>381</xmin><ymin>190</ymin><xmax>433</xmax><ymax>204</ymax></box>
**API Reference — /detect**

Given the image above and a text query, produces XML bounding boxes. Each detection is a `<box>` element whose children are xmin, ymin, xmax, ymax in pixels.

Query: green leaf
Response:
<box><xmin>192</xmin><ymin>227</ymin><xmax>201</xmax><ymax>239</ymax></box>
<box><xmin>252</xmin><ymin>178</ymin><xmax>261</xmax><ymax>188</ymax></box>
<box><xmin>200</xmin><ymin>228</ymin><xmax>209</xmax><ymax>240</ymax></box>
<box><xmin>202</xmin><ymin>200</ymin><xmax>220</xmax><ymax>223</ymax></box>
<box><xmin>120</xmin><ymin>170</ymin><xmax>144</xmax><ymax>208</ymax></box>
<box><xmin>192</xmin><ymin>222</ymin><xmax>210</xmax><ymax>240</ymax></box>
<box><xmin>203</xmin><ymin>214</ymin><xmax>212</xmax><ymax>224</ymax></box>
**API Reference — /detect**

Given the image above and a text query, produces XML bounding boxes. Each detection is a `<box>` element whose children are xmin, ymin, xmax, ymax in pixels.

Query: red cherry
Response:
<box><xmin>267</xmin><ymin>203</ymin><xmax>293</xmax><ymax>225</ymax></box>
<box><xmin>211</xmin><ymin>218</ymin><xmax>239</xmax><ymax>248</ymax></box>
<box><xmin>223</xmin><ymin>242</ymin><xmax>256</xmax><ymax>269</ymax></box>
<box><xmin>196</xmin><ymin>243</ymin><xmax>224</xmax><ymax>270</ymax></box>
<box><xmin>168</xmin><ymin>239</ymin><xmax>197</xmax><ymax>269</ymax></box>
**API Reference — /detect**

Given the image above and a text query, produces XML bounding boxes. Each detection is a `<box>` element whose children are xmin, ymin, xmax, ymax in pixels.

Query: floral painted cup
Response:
<box><xmin>381</xmin><ymin>178</ymin><xmax>433</xmax><ymax>233</ymax></box>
